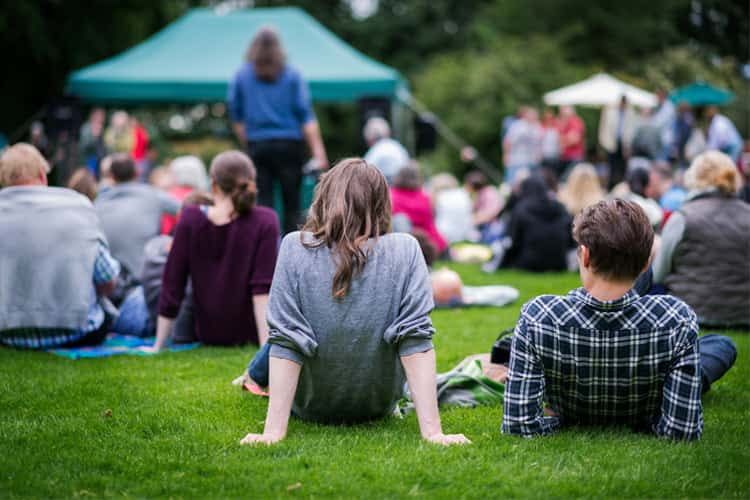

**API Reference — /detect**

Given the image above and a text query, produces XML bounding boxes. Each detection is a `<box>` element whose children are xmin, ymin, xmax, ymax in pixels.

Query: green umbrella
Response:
<box><xmin>669</xmin><ymin>82</ymin><xmax>735</xmax><ymax>106</ymax></box>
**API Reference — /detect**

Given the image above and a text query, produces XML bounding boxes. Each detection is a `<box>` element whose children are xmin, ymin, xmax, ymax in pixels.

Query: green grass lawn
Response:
<box><xmin>1</xmin><ymin>266</ymin><xmax>748</xmax><ymax>498</ymax></box>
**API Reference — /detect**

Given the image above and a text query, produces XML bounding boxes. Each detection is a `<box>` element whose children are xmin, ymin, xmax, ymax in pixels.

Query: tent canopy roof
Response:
<box><xmin>670</xmin><ymin>82</ymin><xmax>735</xmax><ymax>106</ymax></box>
<box><xmin>66</xmin><ymin>7</ymin><xmax>405</xmax><ymax>104</ymax></box>
<box><xmin>543</xmin><ymin>73</ymin><xmax>657</xmax><ymax>108</ymax></box>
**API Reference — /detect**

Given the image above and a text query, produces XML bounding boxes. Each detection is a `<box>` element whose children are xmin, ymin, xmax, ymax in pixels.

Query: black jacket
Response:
<box><xmin>503</xmin><ymin>177</ymin><xmax>573</xmax><ymax>272</ymax></box>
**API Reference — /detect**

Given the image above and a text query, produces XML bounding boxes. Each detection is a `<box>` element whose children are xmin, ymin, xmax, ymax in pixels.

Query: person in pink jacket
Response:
<box><xmin>390</xmin><ymin>165</ymin><xmax>447</xmax><ymax>255</ymax></box>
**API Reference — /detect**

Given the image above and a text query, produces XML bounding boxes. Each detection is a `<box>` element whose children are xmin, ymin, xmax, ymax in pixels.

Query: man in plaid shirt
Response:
<box><xmin>502</xmin><ymin>199</ymin><xmax>736</xmax><ymax>441</ymax></box>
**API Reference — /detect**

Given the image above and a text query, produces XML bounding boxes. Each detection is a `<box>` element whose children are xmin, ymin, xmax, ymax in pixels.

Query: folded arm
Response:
<box><xmin>502</xmin><ymin>316</ymin><xmax>560</xmax><ymax>437</ymax></box>
<box><xmin>653</xmin><ymin>315</ymin><xmax>703</xmax><ymax>441</ymax></box>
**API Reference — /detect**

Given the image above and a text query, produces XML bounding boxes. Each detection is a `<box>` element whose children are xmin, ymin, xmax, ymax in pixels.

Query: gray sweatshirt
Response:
<box><xmin>95</xmin><ymin>182</ymin><xmax>179</xmax><ymax>276</ymax></box>
<box><xmin>0</xmin><ymin>186</ymin><xmax>105</xmax><ymax>330</ymax></box>
<box><xmin>268</xmin><ymin>231</ymin><xmax>435</xmax><ymax>423</ymax></box>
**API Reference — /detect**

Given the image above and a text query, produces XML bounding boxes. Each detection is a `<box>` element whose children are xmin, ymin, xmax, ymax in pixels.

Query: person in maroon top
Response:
<box><xmin>150</xmin><ymin>150</ymin><xmax>279</xmax><ymax>350</ymax></box>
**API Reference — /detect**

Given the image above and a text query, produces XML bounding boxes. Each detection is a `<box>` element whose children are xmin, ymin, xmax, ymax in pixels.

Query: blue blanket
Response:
<box><xmin>48</xmin><ymin>334</ymin><xmax>199</xmax><ymax>359</ymax></box>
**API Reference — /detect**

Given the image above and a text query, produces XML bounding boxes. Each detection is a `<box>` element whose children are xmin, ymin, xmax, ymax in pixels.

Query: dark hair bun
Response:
<box><xmin>231</xmin><ymin>182</ymin><xmax>256</xmax><ymax>216</ymax></box>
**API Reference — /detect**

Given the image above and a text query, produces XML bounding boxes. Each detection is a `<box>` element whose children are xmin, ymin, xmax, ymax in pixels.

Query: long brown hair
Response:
<box><xmin>302</xmin><ymin>158</ymin><xmax>391</xmax><ymax>299</ymax></box>
<box><xmin>210</xmin><ymin>150</ymin><xmax>257</xmax><ymax>217</ymax></box>
<box><xmin>247</xmin><ymin>27</ymin><xmax>285</xmax><ymax>81</ymax></box>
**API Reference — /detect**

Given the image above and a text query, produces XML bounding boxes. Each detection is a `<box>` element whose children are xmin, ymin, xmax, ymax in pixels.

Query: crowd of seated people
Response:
<box><xmin>0</xmin><ymin>132</ymin><xmax>745</xmax><ymax>446</ymax></box>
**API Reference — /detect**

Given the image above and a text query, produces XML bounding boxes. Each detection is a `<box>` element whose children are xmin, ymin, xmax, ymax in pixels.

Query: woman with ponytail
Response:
<box><xmin>150</xmin><ymin>150</ymin><xmax>280</xmax><ymax>349</ymax></box>
<box><xmin>239</xmin><ymin>158</ymin><xmax>469</xmax><ymax>446</ymax></box>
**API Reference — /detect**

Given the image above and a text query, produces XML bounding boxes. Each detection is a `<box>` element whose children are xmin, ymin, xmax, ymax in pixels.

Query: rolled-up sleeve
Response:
<box><xmin>383</xmin><ymin>238</ymin><xmax>435</xmax><ymax>356</ymax></box>
<box><xmin>653</xmin><ymin>312</ymin><xmax>703</xmax><ymax>441</ymax></box>
<box><xmin>267</xmin><ymin>236</ymin><xmax>317</xmax><ymax>365</ymax></box>
<box><xmin>502</xmin><ymin>313</ymin><xmax>561</xmax><ymax>437</ymax></box>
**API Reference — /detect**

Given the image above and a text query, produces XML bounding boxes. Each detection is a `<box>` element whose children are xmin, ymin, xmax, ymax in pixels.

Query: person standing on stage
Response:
<box><xmin>228</xmin><ymin>27</ymin><xmax>328</xmax><ymax>234</ymax></box>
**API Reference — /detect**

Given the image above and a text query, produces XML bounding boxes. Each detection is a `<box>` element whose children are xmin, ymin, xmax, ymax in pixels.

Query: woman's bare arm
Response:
<box><xmin>401</xmin><ymin>349</ymin><xmax>471</xmax><ymax>446</ymax></box>
<box><xmin>240</xmin><ymin>356</ymin><xmax>301</xmax><ymax>445</ymax></box>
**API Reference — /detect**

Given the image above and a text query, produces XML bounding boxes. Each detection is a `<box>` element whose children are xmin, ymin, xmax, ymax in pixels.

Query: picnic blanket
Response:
<box><xmin>435</xmin><ymin>285</ymin><xmax>519</xmax><ymax>309</ymax></box>
<box><xmin>47</xmin><ymin>334</ymin><xmax>199</xmax><ymax>359</ymax></box>
<box><xmin>398</xmin><ymin>357</ymin><xmax>505</xmax><ymax>415</ymax></box>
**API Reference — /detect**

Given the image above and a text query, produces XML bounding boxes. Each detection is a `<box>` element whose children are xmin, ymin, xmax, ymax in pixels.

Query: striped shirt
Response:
<box><xmin>502</xmin><ymin>287</ymin><xmax>703</xmax><ymax>440</ymax></box>
<box><xmin>0</xmin><ymin>241</ymin><xmax>120</xmax><ymax>349</ymax></box>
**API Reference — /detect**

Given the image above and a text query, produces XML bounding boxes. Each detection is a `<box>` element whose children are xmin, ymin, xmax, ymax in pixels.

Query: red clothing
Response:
<box><xmin>131</xmin><ymin>124</ymin><xmax>149</xmax><ymax>161</ymax></box>
<box><xmin>160</xmin><ymin>186</ymin><xmax>194</xmax><ymax>235</ymax></box>
<box><xmin>390</xmin><ymin>187</ymin><xmax>447</xmax><ymax>253</ymax></box>
<box><xmin>159</xmin><ymin>205</ymin><xmax>280</xmax><ymax>345</ymax></box>
<box><xmin>559</xmin><ymin>115</ymin><xmax>585</xmax><ymax>161</ymax></box>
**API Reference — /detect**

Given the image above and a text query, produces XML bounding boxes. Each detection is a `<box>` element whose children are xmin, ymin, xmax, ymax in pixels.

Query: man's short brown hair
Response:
<box><xmin>572</xmin><ymin>199</ymin><xmax>653</xmax><ymax>281</ymax></box>
<box><xmin>0</xmin><ymin>143</ymin><xmax>49</xmax><ymax>187</ymax></box>
<box><xmin>109</xmin><ymin>153</ymin><xmax>137</xmax><ymax>183</ymax></box>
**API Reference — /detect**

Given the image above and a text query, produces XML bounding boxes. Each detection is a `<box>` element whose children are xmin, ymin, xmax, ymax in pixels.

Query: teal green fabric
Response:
<box><xmin>66</xmin><ymin>7</ymin><xmax>406</xmax><ymax>104</ymax></box>
<box><xmin>670</xmin><ymin>82</ymin><xmax>735</xmax><ymax>106</ymax></box>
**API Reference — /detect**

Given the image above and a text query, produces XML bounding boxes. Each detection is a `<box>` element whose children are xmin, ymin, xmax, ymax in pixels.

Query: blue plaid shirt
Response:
<box><xmin>0</xmin><ymin>241</ymin><xmax>120</xmax><ymax>349</ymax></box>
<box><xmin>502</xmin><ymin>287</ymin><xmax>703</xmax><ymax>441</ymax></box>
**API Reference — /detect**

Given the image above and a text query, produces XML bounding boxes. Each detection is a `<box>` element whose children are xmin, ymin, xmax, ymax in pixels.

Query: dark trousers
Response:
<box><xmin>608</xmin><ymin>141</ymin><xmax>626</xmax><ymax>190</ymax></box>
<box><xmin>248</xmin><ymin>139</ymin><xmax>306</xmax><ymax>234</ymax></box>
<box><xmin>59</xmin><ymin>307</ymin><xmax>115</xmax><ymax>348</ymax></box>
<box><xmin>698</xmin><ymin>334</ymin><xmax>737</xmax><ymax>393</ymax></box>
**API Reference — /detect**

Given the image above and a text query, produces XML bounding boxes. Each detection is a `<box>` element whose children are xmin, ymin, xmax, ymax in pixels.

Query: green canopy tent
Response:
<box><xmin>669</xmin><ymin>82</ymin><xmax>735</xmax><ymax>106</ymax></box>
<box><xmin>66</xmin><ymin>7</ymin><xmax>406</xmax><ymax>103</ymax></box>
<box><xmin>66</xmin><ymin>7</ymin><xmax>409</xmax><ymax>222</ymax></box>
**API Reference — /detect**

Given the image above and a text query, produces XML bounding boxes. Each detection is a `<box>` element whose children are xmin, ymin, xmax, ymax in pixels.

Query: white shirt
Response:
<box><xmin>707</xmin><ymin>114</ymin><xmax>741</xmax><ymax>151</ymax></box>
<box><xmin>504</xmin><ymin>119</ymin><xmax>543</xmax><ymax>168</ymax></box>
<box><xmin>434</xmin><ymin>188</ymin><xmax>473</xmax><ymax>243</ymax></box>
<box><xmin>364</xmin><ymin>138</ymin><xmax>410</xmax><ymax>182</ymax></box>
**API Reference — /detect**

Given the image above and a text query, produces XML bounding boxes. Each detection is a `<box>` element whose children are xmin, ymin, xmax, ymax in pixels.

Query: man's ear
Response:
<box><xmin>580</xmin><ymin>245</ymin><xmax>591</xmax><ymax>269</ymax></box>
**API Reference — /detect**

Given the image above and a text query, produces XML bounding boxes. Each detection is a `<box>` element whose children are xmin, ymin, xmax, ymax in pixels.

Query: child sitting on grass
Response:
<box><xmin>240</xmin><ymin>158</ymin><xmax>469</xmax><ymax>447</ymax></box>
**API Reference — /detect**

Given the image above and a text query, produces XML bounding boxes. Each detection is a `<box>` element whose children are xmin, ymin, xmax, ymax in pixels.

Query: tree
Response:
<box><xmin>413</xmin><ymin>36</ymin><xmax>588</xmax><ymax>175</ymax></box>
<box><xmin>0</xmin><ymin>0</ymin><xmax>198</xmax><ymax>135</ymax></box>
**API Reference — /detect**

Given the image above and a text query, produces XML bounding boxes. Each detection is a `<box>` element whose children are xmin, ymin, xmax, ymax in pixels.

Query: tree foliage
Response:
<box><xmin>0</xmin><ymin>0</ymin><xmax>746</xmax><ymax>158</ymax></box>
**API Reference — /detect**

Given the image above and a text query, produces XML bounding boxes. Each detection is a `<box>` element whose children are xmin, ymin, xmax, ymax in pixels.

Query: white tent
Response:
<box><xmin>543</xmin><ymin>73</ymin><xmax>657</xmax><ymax>108</ymax></box>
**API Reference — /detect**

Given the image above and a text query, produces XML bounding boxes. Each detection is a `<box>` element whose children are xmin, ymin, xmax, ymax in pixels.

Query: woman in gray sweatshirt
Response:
<box><xmin>240</xmin><ymin>158</ymin><xmax>469</xmax><ymax>446</ymax></box>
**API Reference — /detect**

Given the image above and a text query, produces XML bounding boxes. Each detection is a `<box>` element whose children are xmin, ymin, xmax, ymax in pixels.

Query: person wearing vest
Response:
<box><xmin>0</xmin><ymin>143</ymin><xmax>120</xmax><ymax>349</ymax></box>
<box><xmin>653</xmin><ymin>150</ymin><xmax>750</xmax><ymax>327</ymax></box>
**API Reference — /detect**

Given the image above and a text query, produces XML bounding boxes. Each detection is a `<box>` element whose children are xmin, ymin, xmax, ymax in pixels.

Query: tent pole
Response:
<box><xmin>397</xmin><ymin>89</ymin><xmax>502</xmax><ymax>184</ymax></box>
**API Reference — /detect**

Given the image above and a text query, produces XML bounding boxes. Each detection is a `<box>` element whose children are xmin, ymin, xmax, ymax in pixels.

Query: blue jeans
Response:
<box><xmin>247</xmin><ymin>343</ymin><xmax>271</xmax><ymax>387</ymax></box>
<box><xmin>699</xmin><ymin>334</ymin><xmax>737</xmax><ymax>393</ymax></box>
<box><xmin>112</xmin><ymin>286</ymin><xmax>150</xmax><ymax>337</ymax></box>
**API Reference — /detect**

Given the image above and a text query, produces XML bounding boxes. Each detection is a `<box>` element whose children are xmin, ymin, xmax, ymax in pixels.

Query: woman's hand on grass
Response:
<box><xmin>136</xmin><ymin>345</ymin><xmax>161</xmax><ymax>355</ymax></box>
<box><xmin>424</xmin><ymin>433</ymin><xmax>472</xmax><ymax>446</ymax></box>
<box><xmin>240</xmin><ymin>432</ymin><xmax>284</xmax><ymax>446</ymax></box>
